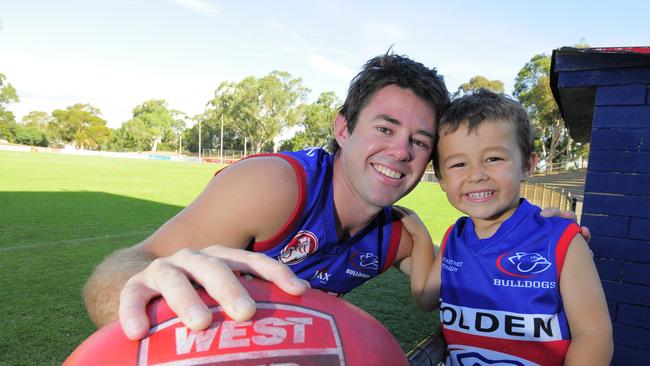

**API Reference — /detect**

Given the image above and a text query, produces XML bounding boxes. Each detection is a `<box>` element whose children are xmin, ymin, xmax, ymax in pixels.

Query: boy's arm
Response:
<box><xmin>559</xmin><ymin>234</ymin><xmax>613</xmax><ymax>365</ymax></box>
<box><xmin>394</xmin><ymin>207</ymin><xmax>441</xmax><ymax>311</ymax></box>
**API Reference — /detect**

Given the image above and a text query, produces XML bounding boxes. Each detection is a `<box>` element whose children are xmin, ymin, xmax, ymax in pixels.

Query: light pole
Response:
<box><xmin>198</xmin><ymin>118</ymin><xmax>202</xmax><ymax>161</ymax></box>
<box><xmin>220</xmin><ymin>114</ymin><xmax>224</xmax><ymax>164</ymax></box>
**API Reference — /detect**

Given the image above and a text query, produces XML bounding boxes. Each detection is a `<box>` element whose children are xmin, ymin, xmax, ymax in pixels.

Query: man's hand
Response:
<box><xmin>540</xmin><ymin>207</ymin><xmax>591</xmax><ymax>242</ymax></box>
<box><xmin>118</xmin><ymin>245</ymin><xmax>309</xmax><ymax>340</ymax></box>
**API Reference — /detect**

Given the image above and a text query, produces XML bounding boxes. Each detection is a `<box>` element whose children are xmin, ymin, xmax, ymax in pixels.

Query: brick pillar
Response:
<box><xmin>580</xmin><ymin>83</ymin><xmax>650</xmax><ymax>364</ymax></box>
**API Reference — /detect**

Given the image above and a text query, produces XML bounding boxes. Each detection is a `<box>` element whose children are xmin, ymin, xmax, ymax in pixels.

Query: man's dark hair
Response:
<box><xmin>432</xmin><ymin>89</ymin><xmax>535</xmax><ymax>180</ymax></box>
<box><xmin>329</xmin><ymin>50</ymin><xmax>450</xmax><ymax>154</ymax></box>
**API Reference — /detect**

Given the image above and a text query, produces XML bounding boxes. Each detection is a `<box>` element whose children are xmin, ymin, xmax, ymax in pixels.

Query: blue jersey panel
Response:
<box><xmin>251</xmin><ymin>148</ymin><xmax>401</xmax><ymax>295</ymax></box>
<box><xmin>440</xmin><ymin>199</ymin><xmax>576</xmax><ymax>365</ymax></box>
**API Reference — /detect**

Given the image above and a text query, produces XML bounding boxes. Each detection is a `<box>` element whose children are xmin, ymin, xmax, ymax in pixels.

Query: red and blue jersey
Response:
<box><xmin>439</xmin><ymin>199</ymin><xmax>580</xmax><ymax>366</ymax></box>
<box><xmin>228</xmin><ymin>148</ymin><xmax>402</xmax><ymax>295</ymax></box>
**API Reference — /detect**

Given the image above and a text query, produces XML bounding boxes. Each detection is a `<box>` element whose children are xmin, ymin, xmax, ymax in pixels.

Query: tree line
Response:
<box><xmin>0</xmin><ymin>52</ymin><xmax>587</xmax><ymax>167</ymax></box>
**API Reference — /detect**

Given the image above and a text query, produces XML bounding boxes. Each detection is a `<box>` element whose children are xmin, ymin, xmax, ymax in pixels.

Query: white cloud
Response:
<box><xmin>360</xmin><ymin>21</ymin><xmax>408</xmax><ymax>42</ymax></box>
<box><xmin>307</xmin><ymin>54</ymin><xmax>355</xmax><ymax>81</ymax></box>
<box><xmin>265</xmin><ymin>21</ymin><xmax>305</xmax><ymax>42</ymax></box>
<box><xmin>4</xmin><ymin>51</ymin><xmax>225</xmax><ymax>128</ymax></box>
<box><xmin>169</xmin><ymin>0</ymin><xmax>220</xmax><ymax>17</ymax></box>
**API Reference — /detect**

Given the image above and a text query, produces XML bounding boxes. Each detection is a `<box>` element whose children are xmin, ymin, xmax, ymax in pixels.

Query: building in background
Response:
<box><xmin>551</xmin><ymin>46</ymin><xmax>650</xmax><ymax>365</ymax></box>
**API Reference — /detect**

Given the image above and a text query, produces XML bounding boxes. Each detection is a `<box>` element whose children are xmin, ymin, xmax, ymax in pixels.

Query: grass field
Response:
<box><xmin>0</xmin><ymin>150</ymin><xmax>460</xmax><ymax>365</ymax></box>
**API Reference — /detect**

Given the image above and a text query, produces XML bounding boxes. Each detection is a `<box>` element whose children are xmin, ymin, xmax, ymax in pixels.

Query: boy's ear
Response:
<box><xmin>334</xmin><ymin>113</ymin><xmax>349</xmax><ymax>147</ymax></box>
<box><xmin>522</xmin><ymin>152</ymin><xmax>538</xmax><ymax>180</ymax></box>
<box><xmin>437</xmin><ymin>175</ymin><xmax>447</xmax><ymax>192</ymax></box>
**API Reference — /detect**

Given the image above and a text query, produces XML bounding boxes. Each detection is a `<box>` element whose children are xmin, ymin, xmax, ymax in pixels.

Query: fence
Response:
<box><xmin>201</xmin><ymin>149</ymin><xmax>250</xmax><ymax>164</ymax></box>
<box><xmin>520</xmin><ymin>181</ymin><xmax>577</xmax><ymax>211</ymax></box>
<box><xmin>535</xmin><ymin>159</ymin><xmax>588</xmax><ymax>175</ymax></box>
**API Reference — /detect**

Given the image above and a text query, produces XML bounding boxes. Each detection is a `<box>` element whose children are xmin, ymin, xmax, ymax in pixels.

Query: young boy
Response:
<box><xmin>404</xmin><ymin>89</ymin><xmax>613</xmax><ymax>365</ymax></box>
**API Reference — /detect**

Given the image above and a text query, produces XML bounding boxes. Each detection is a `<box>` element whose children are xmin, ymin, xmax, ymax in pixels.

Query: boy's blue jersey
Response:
<box><xmin>241</xmin><ymin>148</ymin><xmax>402</xmax><ymax>295</ymax></box>
<box><xmin>440</xmin><ymin>199</ymin><xmax>579</xmax><ymax>366</ymax></box>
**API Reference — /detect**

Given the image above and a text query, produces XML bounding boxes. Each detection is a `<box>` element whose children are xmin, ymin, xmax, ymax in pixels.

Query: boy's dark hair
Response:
<box><xmin>329</xmin><ymin>50</ymin><xmax>450</xmax><ymax>154</ymax></box>
<box><xmin>432</xmin><ymin>89</ymin><xmax>535</xmax><ymax>180</ymax></box>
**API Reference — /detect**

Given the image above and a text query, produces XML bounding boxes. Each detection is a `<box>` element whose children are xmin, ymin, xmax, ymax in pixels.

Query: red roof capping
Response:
<box><xmin>591</xmin><ymin>46</ymin><xmax>650</xmax><ymax>54</ymax></box>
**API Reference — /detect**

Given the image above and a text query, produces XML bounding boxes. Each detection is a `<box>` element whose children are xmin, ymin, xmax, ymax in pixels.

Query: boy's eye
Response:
<box><xmin>486</xmin><ymin>157</ymin><xmax>503</xmax><ymax>163</ymax></box>
<box><xmin>449</xmin><ymin>162</ymin><xmax>466</xmax><ymax>168</ymax></box>
<box><xmin>377</xmin><ymin>126</ymin><xmax>391</xmax><ymax>134</ymax></box>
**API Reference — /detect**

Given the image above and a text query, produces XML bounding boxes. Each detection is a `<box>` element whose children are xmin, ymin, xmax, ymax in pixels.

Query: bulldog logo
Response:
<box><xmin>496</xmin><ymin>252</ymin><xmax>552</xmax><ymax>278</ymax></box>
<box><xmin>279</xmin><ymin>231</ymin><xmax>318</xmax><ymax>265</ymax></box>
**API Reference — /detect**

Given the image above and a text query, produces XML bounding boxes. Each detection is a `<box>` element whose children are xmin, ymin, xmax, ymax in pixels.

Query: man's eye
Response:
<box><xmin>411</xmin><ymin>138</ymin><xmax>430</xmax><ymax>149</ymax></box>
<box><xmin>377</xmin><ymin>126</ymin><xmax>391</xmax><ymax>134</ymax></box>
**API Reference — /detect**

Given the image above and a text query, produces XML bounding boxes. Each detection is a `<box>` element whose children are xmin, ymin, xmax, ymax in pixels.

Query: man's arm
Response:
<box><xmin>560</xmin><ymin>235</ymin><xmax>613</xmax><ymax>365</ymax></box>
<box><xmin>83</xmin><ymin>156</ymin><xmax>308</xmax><ymax>339</ymax></box>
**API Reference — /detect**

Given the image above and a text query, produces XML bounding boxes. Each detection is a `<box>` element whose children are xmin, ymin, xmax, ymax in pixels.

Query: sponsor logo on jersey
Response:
<box><xmin>312</xmin><ymin>268</ymin><xmax>332</xmax><ymax>284</ymax></box>
<box><xmin>496</xmin><ymin>251</ymin><xmax>551</xmax><ymax>278</ymax></box>
<box><xmin>442</xmin><ymin>257</ymin><xmax>463</xmax><ymax>272</ymax></box>
<box><xmin>279</xmin><ymin>231</ymin><xmax>318</xmax><ymax>265</ymax></box>
<box><xmin>139</xmin><ymin>303</ymin><xmax>345</xmax><ymax>365</ymax></box>
<box><xmin>440</xmin><ymin>302</ymin><xmax>562</xmax><ymax>342</ymax></box>
<box><xmin>345</xmin><ymin>251</ymin><xmax>378</xmax><ymax>278</ymax></box>
<box><xmin>492</xmin><ymin>278</ymin><xmax>556</xmax><ymax>289</ymax></box>
<box><xmin>448</xmin><ymin>345</ymin><xmax>536</xmax><ymax>366</ymax></box>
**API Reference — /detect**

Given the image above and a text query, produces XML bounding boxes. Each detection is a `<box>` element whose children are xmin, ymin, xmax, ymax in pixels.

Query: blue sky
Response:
<box><xmin>2</xmin><ymin>0</ymin><xmax>649</xmax><ymax>128</ymax></box>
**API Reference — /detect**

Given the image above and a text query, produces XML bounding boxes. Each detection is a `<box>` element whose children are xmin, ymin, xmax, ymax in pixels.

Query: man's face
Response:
<box><xmin>334</xmin><ymin>85</ymin><xmax>436</xmax><ymax>211</ymax></box>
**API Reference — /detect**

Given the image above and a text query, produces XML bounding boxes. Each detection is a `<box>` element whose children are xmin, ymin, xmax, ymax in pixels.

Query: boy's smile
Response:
<box><xmin>436</xmin><ymin>118</ymin><xmax>536</xmax><ymax>238</ymax></box>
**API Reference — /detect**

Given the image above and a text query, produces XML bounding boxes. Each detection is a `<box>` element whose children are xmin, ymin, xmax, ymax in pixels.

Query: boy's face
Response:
<box><xmin>436</xmin><ymin>118</ymin><xmax>536</xmax><ymax>225</ymax></box>
<box><xmin>334</xmin><ymin>84</ymin><xmax>436</xmax><ymax>211</ymax></box>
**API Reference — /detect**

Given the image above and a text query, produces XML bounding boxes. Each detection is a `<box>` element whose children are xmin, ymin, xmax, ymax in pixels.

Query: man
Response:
<box><xmin>84</xmin><ymin>52</ymin><xmax>580</xmax><ymax>342</ymax></box>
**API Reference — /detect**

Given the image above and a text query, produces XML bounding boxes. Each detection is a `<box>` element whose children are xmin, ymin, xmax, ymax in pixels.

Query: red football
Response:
<box><xmin>65</xmin><ymin>277</ymin><xmax>408</xmax><ymax>365</ymax></box>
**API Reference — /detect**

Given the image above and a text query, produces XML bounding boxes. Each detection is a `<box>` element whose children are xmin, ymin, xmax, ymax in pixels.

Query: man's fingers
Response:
<box><xmin>151</xmin><ymin>254</ymin><xmax>214</xmax><ymax>331</ymax></box>
<box><xmin>118</xmin><ymin>245</ymin><xmax>310</xmax><ymax>341</ymax></box>
<box><xmin>119</xmin><ymin>276</ymin><xmax>159</xmax><ymax>340</ymax></box>
<box><xmin>174</xmin><ymin>250</ymin><xmax>257</xmax><ymax>322</ymax></box>
<box><xmin>539</xmin><ymin>207</ymin><xmax>561</xmax><ymax>217</ymax></box>
<box><xmin>540</xmin><ymin>207</ymin><xmax>577</xmax><ymax>221</ymax></box>
<box><xmin>202</xmin><ymin>246</ymin><xmax>308</xmax><ymax>296</ymax></box>
<box><xmin>580</xmin><ymin>225</ymin><xmax>592</xmax><ymax>243</ymax></box>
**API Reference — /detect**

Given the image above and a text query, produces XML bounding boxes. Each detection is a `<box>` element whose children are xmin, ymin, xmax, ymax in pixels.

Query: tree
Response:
<box><xmin>514</xmin><ymin>54</ymin><xmax>567</xmax><ymax>170</ymax></box>
<box><xmin>21</xmin><ymin>111</ymin><xmax>62</xmax><ymax>146</ymax></box>
<box><xmin>281</xmin><ymin>91</ymin><xmax>339</xmax><ymax>151</ymax></box>
<box><xmin>454</xmin><ymin>76</ymin><xmax>504</xmax><ymax>98</ymax></box>
<box><xmin>118</xmin><ymin>99</ymin><xmax>178</xmax><ymax>152</ymax></box>
<box><xmin>205</xmin><ymin>71</ymin><xmax>309</xmax><ymax>154</ymax></box>
<box><xmin>52</xmin><ymin>103</ymin><xmax>111</xmax><ymax>150</ymax></box>
<box><xmin>0</xmin><ymin>73</ymin><xmax>19</xmax><ymax>141</ymax></box>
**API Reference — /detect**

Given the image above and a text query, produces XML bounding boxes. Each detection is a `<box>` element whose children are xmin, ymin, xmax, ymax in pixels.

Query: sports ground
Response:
<box><xmin>0</xmin><ymin>150</ymin><xmax>461</xmax><ymax>365</ymax></box>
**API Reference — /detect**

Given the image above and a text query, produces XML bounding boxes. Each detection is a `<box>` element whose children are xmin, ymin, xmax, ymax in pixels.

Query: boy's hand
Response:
<box><xmin>540</xmin><ymin>207</ymin><xmax>591</xmax><ymax>243</ymax></box>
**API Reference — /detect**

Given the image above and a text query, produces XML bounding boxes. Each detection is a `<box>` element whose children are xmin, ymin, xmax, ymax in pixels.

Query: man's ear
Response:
<box><xmin>522</xmin><ymin>152</ymin><xmax>538</xmax><ymax>180</ymax></box>
<box><xmin>334</xmin><ymin>113</ymin><xmax>349</xmax><ymax>148</ymax></box>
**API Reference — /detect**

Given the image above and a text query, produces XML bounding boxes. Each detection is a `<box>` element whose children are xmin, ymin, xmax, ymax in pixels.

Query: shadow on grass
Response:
<box><xmin>0</xmin><ymin>191</ymin><xmax>183</xmax><ymax>366</ymax></box>
<box><xmin>0</xmin><ymin>191</ymin><xmax>440</xmax><ymax>365</ymax></box>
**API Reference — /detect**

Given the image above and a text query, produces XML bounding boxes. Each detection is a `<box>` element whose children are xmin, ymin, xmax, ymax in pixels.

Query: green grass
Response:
<box><xmin>0</xmin><ymin>150</ymin><xmax>460</xmax><ymax>365</ymax></box>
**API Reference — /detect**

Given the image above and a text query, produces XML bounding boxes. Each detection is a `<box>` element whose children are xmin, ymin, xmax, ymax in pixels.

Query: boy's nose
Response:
<box><xmin>468</xmin><ymin>165</ymin><xmax>488</xmax><ymax>183</ymax></box>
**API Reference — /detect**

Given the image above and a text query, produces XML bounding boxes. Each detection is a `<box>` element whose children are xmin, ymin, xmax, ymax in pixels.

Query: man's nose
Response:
<box><xmin>389</xmin><ymin>137</ymin><xmax>413</xmax><ymax>161</ymax></box>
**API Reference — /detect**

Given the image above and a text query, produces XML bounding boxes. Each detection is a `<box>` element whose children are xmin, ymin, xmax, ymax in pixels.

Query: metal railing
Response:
<box><xmin>406</xmin><ymin>328</ymin><xmax>446</xmax><ymax>366</ymax></box>
<box><xmin>520</xmin><ymin>181</ymin><xmax>577</xmax><ymax>211</ymax></box>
